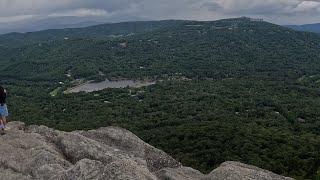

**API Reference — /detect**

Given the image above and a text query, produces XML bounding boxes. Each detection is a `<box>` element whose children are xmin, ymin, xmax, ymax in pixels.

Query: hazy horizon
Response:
<box><xmin>0</xmin><ymin>0</ymin><xmax>320</xmax><ymax>34</ymax></box>
<box><xmin>0</xmin><ymin>16</ymin><xmax>319</xmax><ymax>35</ymax></box>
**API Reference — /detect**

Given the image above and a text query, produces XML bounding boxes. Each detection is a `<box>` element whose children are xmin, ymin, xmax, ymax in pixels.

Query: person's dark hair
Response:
<box><xmin>0</xmin><ymin>86</ymin><xmax>6</xmax><ymax>106</ymax></box>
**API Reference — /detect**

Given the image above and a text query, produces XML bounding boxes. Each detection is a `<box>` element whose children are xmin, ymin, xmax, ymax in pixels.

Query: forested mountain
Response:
<box><xmin>286</xmin><ymin>23</ymin><xmax>320</xmax><ymax>33</ymax></box>
<box><xmin>1</xmin><ymin>17</ymin><xmax>320</xmax><ymax>179</ymax></box>
<box><xmin>1</xmin><ymin>18</ymin><xmax>320</xmax><ymax>81</ymax></box>
<box><xmin>0</xmin><ymin>20</ymin><xmax>183</xmax><ymax>47</ymax></box>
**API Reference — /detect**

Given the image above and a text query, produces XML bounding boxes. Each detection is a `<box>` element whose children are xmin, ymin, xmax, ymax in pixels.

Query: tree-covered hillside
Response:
<box><xmin>1</xmin><ymin>18</ymin><xmax>320</xmax><ymax>82</ymax></box>
<box><xmin>1</xmin><ymin>17</ymin><xmax>320</xmax><ymax>179</ymax></box>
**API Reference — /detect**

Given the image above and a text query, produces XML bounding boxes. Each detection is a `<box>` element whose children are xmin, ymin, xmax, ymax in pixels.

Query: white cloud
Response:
<box><xmin>293</xmin><ymin>1</ymin><xmax>320</xmax><ymax>12</ymax></box>
<box><xmin>207</xmin><ymin>0</ymin><xmax>299</xmax><ymax>14</ymax></box>
<box><xmin>0</xmin><ymin>14</ymin><xmax>34</xmax><ymax>23</ymax></box>
<box><xmin>49</xmin><ymin>8</ymin><xmax>110</xmax><ymax>17</ymax></box>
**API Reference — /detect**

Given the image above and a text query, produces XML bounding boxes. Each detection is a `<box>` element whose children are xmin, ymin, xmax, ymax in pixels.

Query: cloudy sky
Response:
<box><xmin>0</xmin><ymin>0</ymin><xmax>320</xmax><ymax>25</ymax></box>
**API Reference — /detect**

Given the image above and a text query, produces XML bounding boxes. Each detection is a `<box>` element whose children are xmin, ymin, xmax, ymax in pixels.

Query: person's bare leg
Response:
<box><xmin>2</xmin><ymin>116</ymin><xmax>6</xmax><ymax>127</ymax></box>
<box><xmin>0</xmin><ymin>118</ymin><xmax>4</xmax><ymax>133</ymax></box>
<box><xmin>3</xmin><ymin>116</ymin><xmax>9</xmax><ymax>130</ymax></box>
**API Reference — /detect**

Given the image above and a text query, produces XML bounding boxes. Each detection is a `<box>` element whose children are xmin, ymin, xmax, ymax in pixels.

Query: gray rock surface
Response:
<box><xmin>0</xmin><ymin>122</ymin><xmax>293</xmax><ymax>180</ymax></box>
<box><xmin>204</xmin><ymin>161</ymin><xmax>293</xmax><ymax>180</ymax></box>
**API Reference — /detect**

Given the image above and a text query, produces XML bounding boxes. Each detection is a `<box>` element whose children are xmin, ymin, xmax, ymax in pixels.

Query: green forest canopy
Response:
<box><xmin>1</xmin><ymin>17</ymin><xmax>320</xmax><ymax>179</ymax></box>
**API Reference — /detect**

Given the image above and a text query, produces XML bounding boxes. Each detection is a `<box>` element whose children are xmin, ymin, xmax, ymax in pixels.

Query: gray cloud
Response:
<box><xmin>0</xmin><ymin>0</ymin><xmax>319</xmax><ymax>25</ymax></box>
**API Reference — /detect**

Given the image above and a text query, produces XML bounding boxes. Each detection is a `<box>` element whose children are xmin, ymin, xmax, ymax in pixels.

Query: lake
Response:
<box><xmin>66</xmin><ymin>79</ymin><xmax>156</xmax><ymax>93</ymax></box>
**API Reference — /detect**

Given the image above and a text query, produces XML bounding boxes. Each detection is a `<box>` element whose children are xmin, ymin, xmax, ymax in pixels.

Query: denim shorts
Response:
<box><xmin>0</xmin><ymin>104</ymin><xmax>8</xmax><ymax>117</ymax></box>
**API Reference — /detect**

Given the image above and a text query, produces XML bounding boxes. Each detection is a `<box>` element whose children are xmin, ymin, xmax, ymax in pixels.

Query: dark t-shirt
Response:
<box><xmin>0</xmin><ymin>87</ymin><xmax>6</xmax><ymax>105</ymax></box>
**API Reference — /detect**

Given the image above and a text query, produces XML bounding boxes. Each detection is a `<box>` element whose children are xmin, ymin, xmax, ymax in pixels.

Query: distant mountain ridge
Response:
<box><xmin>286</xmin><ymin>23</ymin><xmax>320</xmax><ymax>33</ymax></box>
<box><xmin>0</xmin><ymin>20</ymin><xmax>184</xmax><ymax>47</ymax></box>
<box><xmin>0</xmin><ymin>20</ymin><xmax>104</xmax><ymax>34</ymax></box>
<box><xmin>0</xmin><ymin>16</ymin><xmax>150</xmax><ymax>34</ymax></box>
<box><xmin>0</xmin><ymin>16</ymin><xmax>107</xmax><ymax>34</ymax></box>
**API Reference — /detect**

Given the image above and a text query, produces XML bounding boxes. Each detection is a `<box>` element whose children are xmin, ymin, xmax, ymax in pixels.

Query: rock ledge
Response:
<box><xmin>0</xmin><ymin>122</ymin><xmax>293</xmax><ymax>180</ymax></box>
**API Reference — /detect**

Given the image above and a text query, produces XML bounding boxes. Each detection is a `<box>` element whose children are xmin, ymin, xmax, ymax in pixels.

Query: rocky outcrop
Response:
<box><xmin>0</xmin><ymin>122</ymin><xmax>293</xmax><ymax>180</ymax></box>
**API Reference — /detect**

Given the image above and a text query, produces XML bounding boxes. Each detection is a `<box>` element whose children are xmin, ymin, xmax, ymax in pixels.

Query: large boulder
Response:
<box><xmin>0</xmin><ymin>122</ymin><xmax>293</xmax><ymax>180</ymax></box>
<box><xmin>205</xmin><ymin>161</ymin><xmax>293</xmax><ymax>180</ymax></box>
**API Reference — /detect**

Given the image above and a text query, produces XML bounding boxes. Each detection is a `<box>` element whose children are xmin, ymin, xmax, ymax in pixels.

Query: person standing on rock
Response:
<box><xmin>0</xmin><ymin>86</ymin><xmax>9</xmax><ymax>132</ymax></box>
